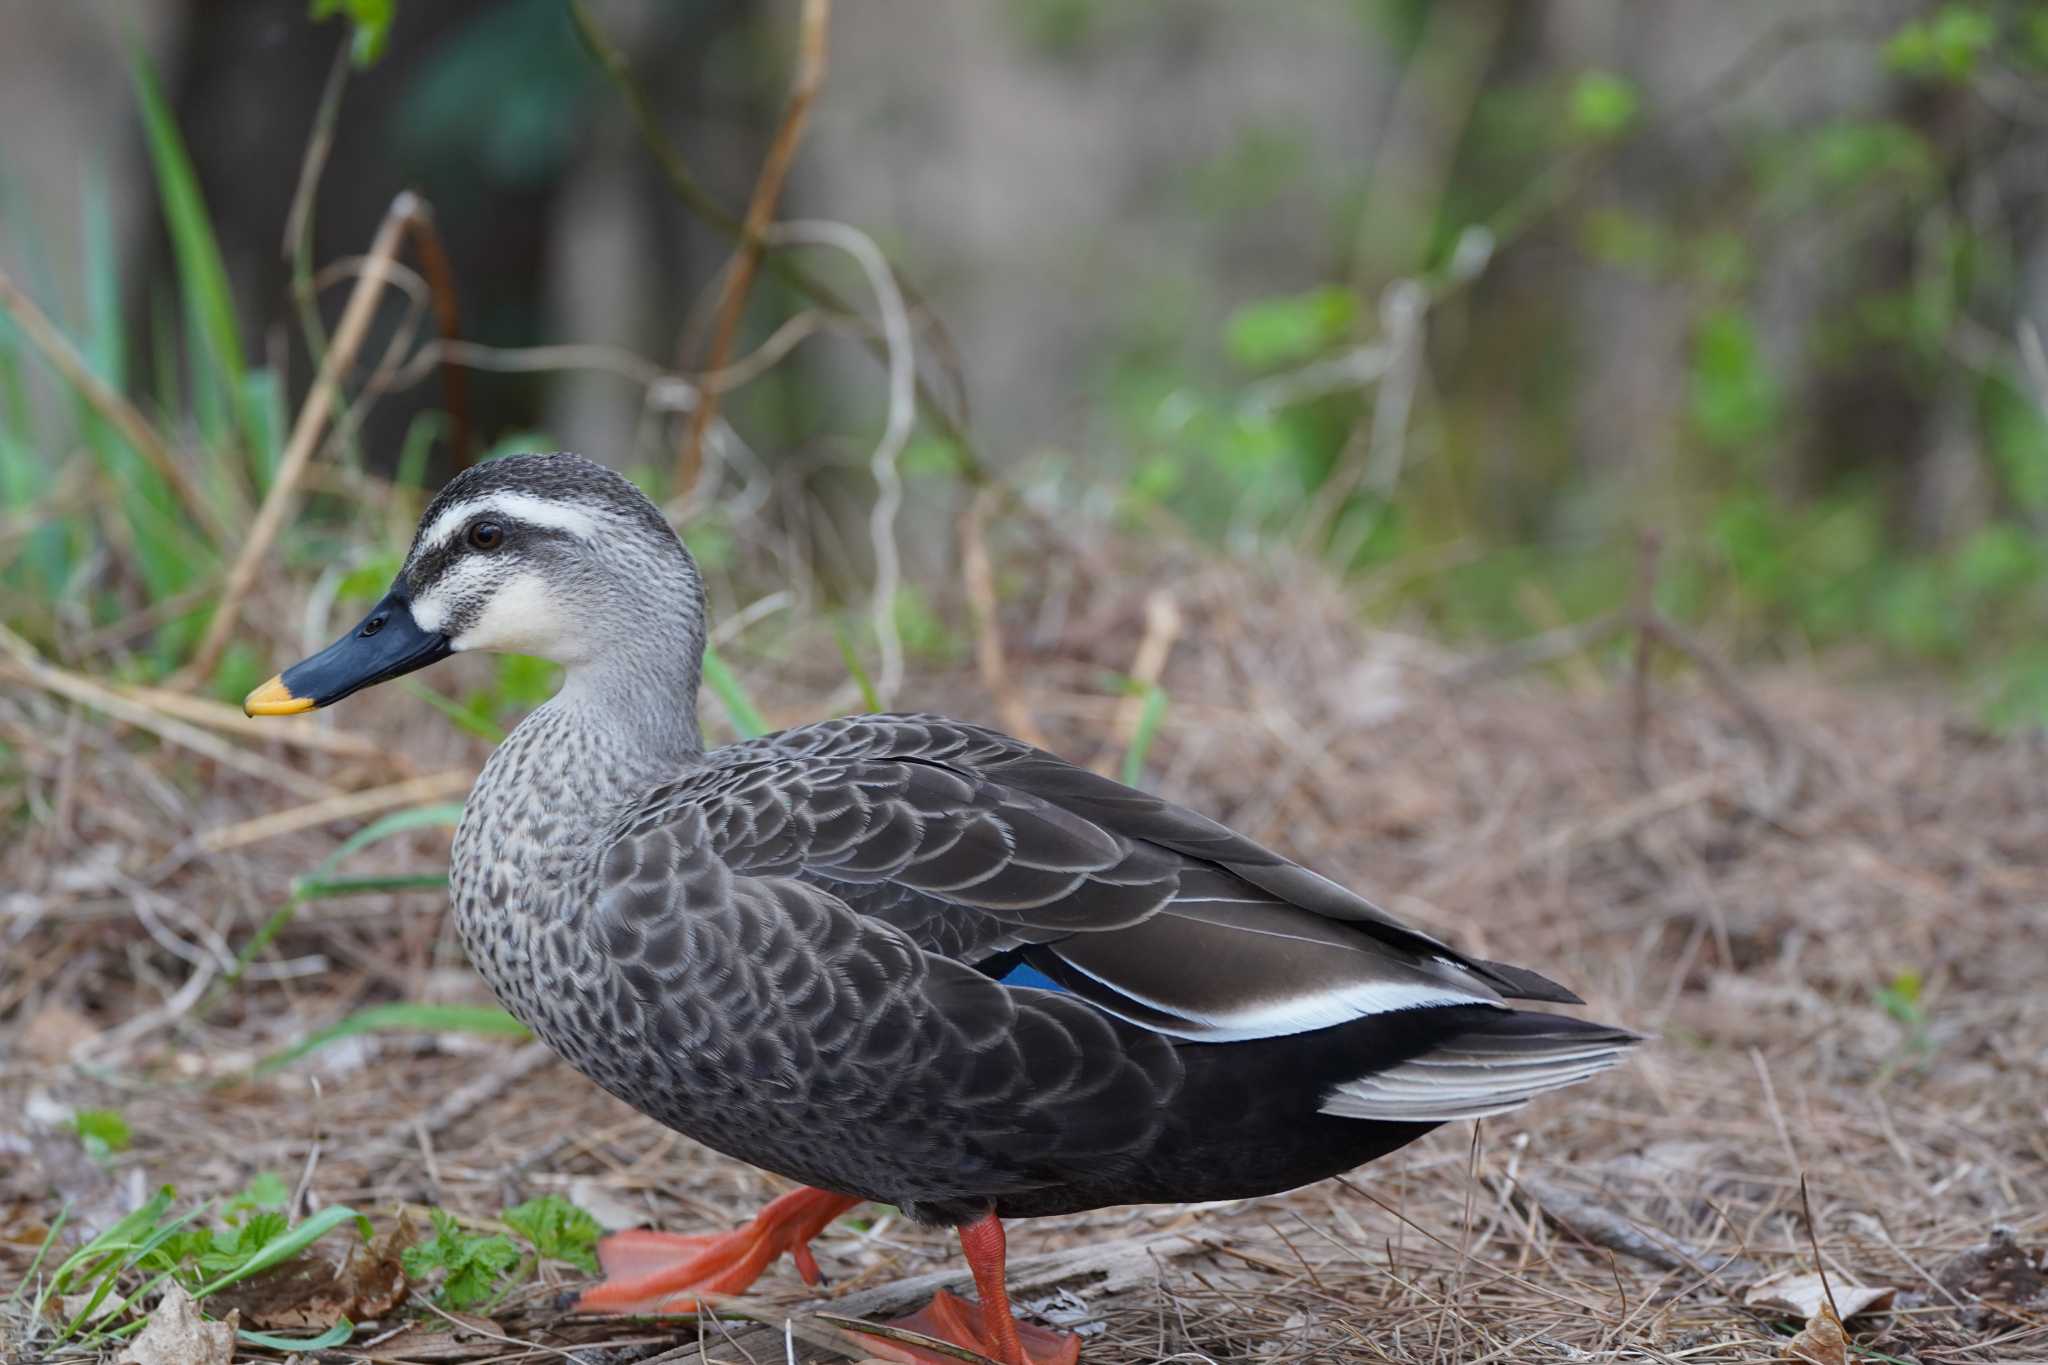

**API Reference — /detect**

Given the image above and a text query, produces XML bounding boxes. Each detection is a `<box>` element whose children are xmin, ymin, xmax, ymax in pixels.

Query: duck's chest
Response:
<box><xmin>447</xmin><ymin>717</ymin><xmax>637</xmax><ymax>1076</ymax></box>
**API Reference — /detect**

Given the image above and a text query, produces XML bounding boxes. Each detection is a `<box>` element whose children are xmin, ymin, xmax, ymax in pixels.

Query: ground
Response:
<box><xmin>4</xmin><ymin>553</ymin><xmax>2046</xmax><ymax>1363</ymax></box>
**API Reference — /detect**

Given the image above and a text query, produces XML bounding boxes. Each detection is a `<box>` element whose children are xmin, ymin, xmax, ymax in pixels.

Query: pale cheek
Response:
<box><xmin>450</xmin><ymin>576</ymin><xmax>580</xmax><ymax>659</ymax></box>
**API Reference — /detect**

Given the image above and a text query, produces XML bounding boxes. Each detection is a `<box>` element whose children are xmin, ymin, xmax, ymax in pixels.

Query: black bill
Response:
<box><xmin>244</xmin><ymin>591</ymin><xmax>451</xmax><ymax>716</ymax></box>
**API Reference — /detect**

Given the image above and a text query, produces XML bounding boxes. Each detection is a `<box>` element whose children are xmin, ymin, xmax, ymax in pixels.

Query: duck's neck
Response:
<box><xmin>552</xmin><ymin>637</ymin><xmax>707</xmax><ymax>776</ymax></box>
<box><xmin>472</xmin><ymin>624</ymin><xmax>709</xmax><ymax>855</ymax></box>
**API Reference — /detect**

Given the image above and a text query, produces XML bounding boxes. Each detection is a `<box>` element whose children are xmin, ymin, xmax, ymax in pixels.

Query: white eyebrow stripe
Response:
<box><xmin>417</xmin><ymin>491</ymin><xmax>609</xmax><ymax>555</ymax></box>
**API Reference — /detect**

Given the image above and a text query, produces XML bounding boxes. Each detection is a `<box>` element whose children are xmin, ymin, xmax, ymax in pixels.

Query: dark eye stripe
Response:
<box><xmin>404</xmin><ymin>517</ymin><xmax>574</xmax><ymax>597</ymax></box>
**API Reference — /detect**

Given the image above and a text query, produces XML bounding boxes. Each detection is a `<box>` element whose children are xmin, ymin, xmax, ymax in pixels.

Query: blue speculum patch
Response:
<box><xmin>996</xmin><ymin>961</ymin><xmax>1067</xmax><ymax>993</ymax></box>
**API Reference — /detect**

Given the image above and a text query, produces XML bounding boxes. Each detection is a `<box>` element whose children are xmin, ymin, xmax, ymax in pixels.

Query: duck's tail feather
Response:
<box><xmin>1320</xmin><ymin>1009</ymin><xmax>1642</xmax><ymax>1123</ymax></box>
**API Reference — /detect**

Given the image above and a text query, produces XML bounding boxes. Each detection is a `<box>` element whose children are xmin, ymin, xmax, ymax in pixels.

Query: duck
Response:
<box><xmin>244</xmin><ymin>451</ymin><xmax>1638</xmax><ymax>1365</ymax></box>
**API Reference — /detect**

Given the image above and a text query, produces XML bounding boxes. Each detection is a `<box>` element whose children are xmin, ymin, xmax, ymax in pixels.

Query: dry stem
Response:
<box><xmin>183</xmin><ymin>192</ymin><xmax>427</xmax><ymax>684</ymax></box>
<box><xmin>675</xmin><ymin>0</ymin><xmax>832</xmax><ymax>495</ymax></box>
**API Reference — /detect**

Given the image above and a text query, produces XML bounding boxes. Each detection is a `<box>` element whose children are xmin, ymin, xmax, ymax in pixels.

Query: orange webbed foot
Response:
<box><xmin>574</xmin><ymin>1187</ymin><xmax>862</xmax><ymax>1315</ymax></box>
<box><xmin>856</xmin><ymin>1288</ymin><xmax>1081</xmax><ymax>1365</ymax></box>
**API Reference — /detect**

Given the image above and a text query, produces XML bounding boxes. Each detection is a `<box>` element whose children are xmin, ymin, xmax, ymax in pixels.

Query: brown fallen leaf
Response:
<box><xmin>1746</xmin><ymin>1269</ymin><xmax>1895</xmax><ymax>1321</ymax></box>
<box><xmin>212</xmin><ymin>1218</ymin><xmax>412</xmax><ymax>1330</ymax></box>
<box><xmin>117</xmin><ymin>1285</ymin><xmax>237</xmax><ymax>1365</ymax></box>
<box><xmin>1931</xmin><ymin>1226</ymin><xmax>2048</xmax><ymax>1329</ymax></box>
<box><xmin>1780</xmin><ymin>1300</ymin><xmax>1847</xmax><ymax>1365</ymax></box>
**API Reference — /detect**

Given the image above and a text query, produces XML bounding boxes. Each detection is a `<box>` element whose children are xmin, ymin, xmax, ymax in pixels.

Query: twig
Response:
<box><xmin>1449</xmin><ymin>611</ymin><xmax>1625</xmax><ymax>689</ymax></box>
<box><xmin>0</xmin><ymin>623</ymin><xmax>337</xmax><ymax>801</ymax></box>
<box><xmin>284</xmin><ymin>40</ymin><xmax>351</xmax><ymax>444</ymax></box>
<box><xmin>184</xmin><ymin>191</ymin><xmax>425</xmax><ymax>684</ymax></box>
<box><xmin>401</xmin><ymin>207</ymin><xmax>471</xmax><ymax>467</ymax></box>
<box><xmin>1628</xmin><ymin>531</ymin><xmax>1662</xmax><ymax>788</ymax></box>
<box><xmin>765</xmin><ymin>219</ymin><xmax>915</xmax><ymax>707</ymax></box>
<box><xmin>0</xmin><ymin>269</ymin><xmax>228</xmax><ymax>545</ymax></box>
<box><xmin>196</xmin><ymin>768</ymin><xmax>473</xmax><ymax>853</ymax></box>
<box><xmin>1097</xmin><ymin>592</ymin><xmax>1182</xmax><ymax>776</ymax></box>
<box><xmin>1798</xmin><ymin>1176</ymin><xmax>1844</xmax><ymax>1327</ymax></box>
<box><xmin>1311</xmin><ymin>281</ymin><xmax>1428</xmax><ymax>561</ymax></box>
<box><xmin>105</xmin><ymin>679</ymin><xmax>388</xmax><ymax>760</ymax></box>
<box><xmin>1506</xmin><ymin>1174</ymin><xmax>1765</xmax><ymax>1285</ymax></box>
<box><xmin>566</xmin><ymin>0</ymin><xmax>986</xmax><ymax>483</ymax></box>
<box><xmin>959</xmin><ymin>486</ymin><xmax>1050</xmax><ymax>747</ymax></box>
<box><xmin>677</xmin><ymin>0</ymin><xmax>832</xmax><ymax>494</ymax></box>
<box><xmin>368</xmin><ymin>1041</ymin><xmax>557</xmax><ymax>1160</ymax></box>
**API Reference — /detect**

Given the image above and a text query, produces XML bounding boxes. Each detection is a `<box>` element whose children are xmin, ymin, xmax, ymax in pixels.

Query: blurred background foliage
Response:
<box><xmin>5</xmin><ymin>0</ymin><xmax>2048</xmax><ymax>729</ymax></box>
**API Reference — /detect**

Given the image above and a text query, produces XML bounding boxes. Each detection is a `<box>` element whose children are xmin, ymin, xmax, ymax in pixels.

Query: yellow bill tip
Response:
<box><xmin>244</xmin><ymin>675</ymin><xmax>314</xmax><ymax>718</ymax></box>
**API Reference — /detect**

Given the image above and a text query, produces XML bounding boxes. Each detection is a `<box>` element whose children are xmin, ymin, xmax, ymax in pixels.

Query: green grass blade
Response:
<box><xmin>130</xmin><ymin>41</ymin><xmax>246</xmax><ymax>457</ymax></box>
<box><xmin>292</xmin><ymin>872</ymin><xmax>451</xmax><ymax>899</ymax></box>
<box><xmin>7</xmin><ymin>1201</ymin><xmax>68</xmax><ymax>1307</ymax></box>
<box><xmin>239</xmin><ymin>1319</ymin><xmax>356</xmax><ymax>1350</ymax></box>
<box><xmin>702</xmin><ymin>644</ymin><xmax>768</xmax><ymax>739</ymax></box>
<box><xmin>835</xmin><ymin>625</ymin><xmax>882</xmax><ymax>713</ymax></box>
<box><xmin>1120</xmin><ymin>684</ymin><xmax>1168</xmax><ymax>788</ymax></box>
<box><xmin>82</xmin><ymin>168</ymin><xmax>124</xmax><ymax>390</ymax></box>
<box><xmin>192</xmin><ymin>1205</ymin><xmax>370</xmax><ymax>1297</ymax></box>
<box><xmin>310</xmin><ymin>802</ymin><xmax>466</xmax><ymax>879</ymax></box>
<box><xmin>400</xmin><ymin>679</ymin><xmax>508</xmax><ymax>743</ymax></box>
<box><xmin>256</xmin><ymin>1003</ymin><xmax>529</xmax><ymax>1076</ymax></box>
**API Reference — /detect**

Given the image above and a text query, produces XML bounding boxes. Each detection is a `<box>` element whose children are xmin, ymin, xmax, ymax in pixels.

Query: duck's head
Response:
<box><xmin>244</xmin><ymin>452</ymin><xmax>703</xmax><ymax>716</ymax></box>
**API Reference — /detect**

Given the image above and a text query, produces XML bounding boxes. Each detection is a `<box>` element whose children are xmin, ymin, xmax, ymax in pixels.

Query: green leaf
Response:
<box><xmin>310</xmin><ymin>0</ymin><xmax>397</xmax><ymax>67</ymax></box>
<box><xmin>73</xmin><ymin>1109</ymin><xmax>132</xmax><ymax>1157</ymax></box>
<box><xmin>1225</xmin><ymin>286</ymin><xmax>1359</xmax><ymax>370</ymax></box>
<box><xmin>191</xmin><ymin>1205</ymin><xmax>371</xmax><ymax>1297</ymax></box>
<box><xmin>1886</xmin><ymin>5</ymin><xmax>1995</xmax><ymax>81</ymax></box>
<box><xmin>502</xmin><ymin>1195</ymin><xmax>601</xmax><ymax>1273</ymax></box>
<box><xmin>1796</xmin><ymin>121</ymin><xmax>1935</xmax><ymax>192</ymax></box>
<box><xmin>1688</xmin><ymin>310</ymin><xmax>1780</xmax><ymax>451</ymax></box>
<box><xmin>257</xmin><ymin>1003</ymin><xmax>529</xmax><ymax>1075</ymax></box>
<box><xmin>402</xmin><ymin>1209</ymin><xmax>522</xmax><ymax>1309</ymax></box>
<box><xmin>336</xmin><ymin>554</ymin><xmax>404</xmax><ymax>602</ymax></box>
<box><xmin>231</xmin><ymin>1172</ymin><xmax>291</xmax><ymax>1214</ymax></box>
<box><xmin>1568</xmin><ymin>71</ymin><xmax>1639</xmax><ymax>139</ymax></box>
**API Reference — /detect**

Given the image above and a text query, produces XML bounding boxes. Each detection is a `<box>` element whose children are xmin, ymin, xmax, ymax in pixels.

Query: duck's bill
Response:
<box><xmin>244</xmin><ymin>592</ymin><xmax>451</xmax><ymax>717</ymax></box>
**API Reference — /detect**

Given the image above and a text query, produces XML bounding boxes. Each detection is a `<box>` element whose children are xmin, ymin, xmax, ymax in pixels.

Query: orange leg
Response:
<box><xmin>575</xmin><ymin>1186</ymin><xmax>862</xmax><ymax>1315</ymax></box>
<box><xmin>859</xmin><ymin>1212</ymin><xmax>1080</xmax><ymax>1365</ymax></box>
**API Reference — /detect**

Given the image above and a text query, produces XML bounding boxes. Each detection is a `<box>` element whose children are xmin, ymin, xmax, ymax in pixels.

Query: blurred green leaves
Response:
<box><xmin>1885</xmin><ymin>5</ymin><xmax>1995</xmax><ymax>82</ymax></box>
<box><xmin>73</xmin><ymin>1109</ymin><xmax>132</xmax><ymax>1158</ymax></box>
<box><xmin>1226</xmin><ymin>287</ymin><xmax>1359</xmax><ymax>370</ymax></box>
<box><xmin>1568</xmin><ymin>71</ymin><xmax>1639</xmax><ymax>140</ymax></box>
<box><xmin>1688</xmin><ymin>311</ymin><xmax>1781</xmax><ymax>452</ymax></box>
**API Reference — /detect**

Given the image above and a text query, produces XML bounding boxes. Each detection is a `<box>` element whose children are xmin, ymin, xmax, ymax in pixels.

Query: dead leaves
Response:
<box><xmin>118</xmin><ymin>1286</ymin><xmax>236</xmax><ymax>1365</ymax></box>
<box><xmin>1778</xmin><ymin>1300</ymin><xmax>1848</xmax><ymax>1365</ymax></box>
<box><xmin>1745</xmin><ymin>1269</ymin><xmax>1896</xmax><ymax>1321</ymax></box>
<box><xmin>210</xmin><ymin>1219</ymin><xmax>412</xmax><ymax>1330</ymax></box>
<box><xmin>1745</xmin><ymin>1269</ymin><xmax>1896</xmax><ymax>1365</ymax></box>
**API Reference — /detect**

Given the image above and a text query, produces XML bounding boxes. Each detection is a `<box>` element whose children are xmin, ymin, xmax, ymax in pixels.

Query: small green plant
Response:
<box><xmin>503</xmin><ymin>1194</ymin><xmax>602</xmax><ymax>1273</ymax></box>
<box><xmin>402</xmin><ymin>1209</ymin><xmax>522</xmax><ymax>1309</ymax></box>
<box><xmin>14</xmin><ymin>1182</ymin><xmax>369</xmax><ymax>1350</ymax></box>
<box><xmin>72</xmin><ymin>1109</ymin><xmax>132</xmax><ymax>1158</ymax></box>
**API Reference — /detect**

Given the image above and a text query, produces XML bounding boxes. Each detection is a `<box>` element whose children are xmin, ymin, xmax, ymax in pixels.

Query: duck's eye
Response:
<box><xmin>468</xmin><ymin>522</ymin><xmax>504</xmax><ymax>550</ymax></box>
<box><xmin>361</xmin><ymin>613</ymin><xmax>387</xmax><ymax>637</ymax></box>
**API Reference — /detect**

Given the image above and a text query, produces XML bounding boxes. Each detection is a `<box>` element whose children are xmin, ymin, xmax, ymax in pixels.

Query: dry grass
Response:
<box><xmin>4</xmin><ymin>530</ymin><xmax>2046</xmax><ymax>1364</ymax></box>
